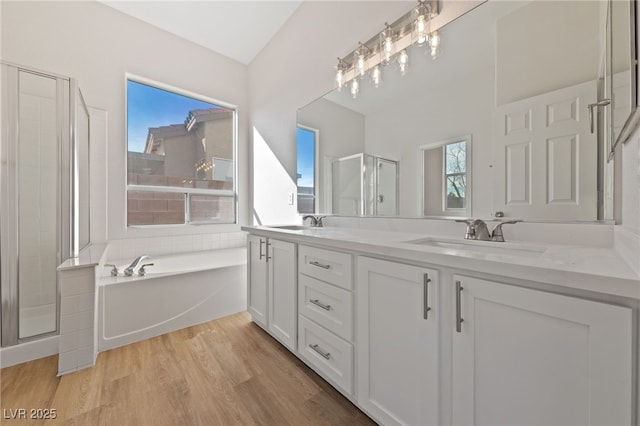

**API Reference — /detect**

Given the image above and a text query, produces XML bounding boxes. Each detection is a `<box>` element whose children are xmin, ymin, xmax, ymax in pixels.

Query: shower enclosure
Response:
<box><xmin>0</xmin><ymin>62</ymin><xmax>89</xmax><ymax>347</ymax></box>
<box><xmin>331</xmin><ymin>153</ymin><xmax>398</xmax><ymax>216</ymax></box>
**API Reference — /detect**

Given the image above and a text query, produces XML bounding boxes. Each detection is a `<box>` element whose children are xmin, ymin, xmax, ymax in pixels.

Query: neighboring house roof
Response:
<box><xmin>144</xmin><ymin>108</ymin><xmax>231</xmax><ymax>154</ymax></box>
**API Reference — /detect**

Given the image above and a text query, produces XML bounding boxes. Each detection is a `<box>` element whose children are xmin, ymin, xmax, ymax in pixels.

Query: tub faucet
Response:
<box><xmin>124</xmin><ymin>255</ymin><xmax>151</xmax><ymax>276</ymax></box>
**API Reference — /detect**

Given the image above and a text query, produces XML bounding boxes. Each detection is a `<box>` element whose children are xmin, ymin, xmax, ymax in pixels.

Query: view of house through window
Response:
<box><xmin>127</xmin><ymin>78</ymin><xmax>236</xmax><ymax>226</ymax></box>
<box><xmin>297</xmin><ymin>126</ymin><xmax>317</xmax><ymax>214</ymax></box>
<box><xmin>444</xmin><ymin>141</ymin><xmax>466</xmax><ymax>209</ymax></box>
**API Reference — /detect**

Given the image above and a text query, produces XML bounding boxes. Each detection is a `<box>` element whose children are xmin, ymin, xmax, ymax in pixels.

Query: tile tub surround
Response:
<box><xmin>242</xmin><ymin>225</ymin><xmax>640</xmax><ymax>300</ymax></box>
<box><xmin>106</xmin><ymin>231</ymin><xmax>247</xmax><ymax>261</ymax></box>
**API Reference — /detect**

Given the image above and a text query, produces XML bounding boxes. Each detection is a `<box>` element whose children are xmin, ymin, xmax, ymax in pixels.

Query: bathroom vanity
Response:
<box><xmin>242</xmin><ymin>223</ymin><xmax>637</xmax><ymax>426</ymax></box>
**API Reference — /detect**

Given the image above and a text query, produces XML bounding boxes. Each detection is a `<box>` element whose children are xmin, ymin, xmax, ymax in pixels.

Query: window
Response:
<box><xmin>297</xmin><ymin>126</ymin><xmax>317</xmax><ymax>214</ymax></box>
<box><xmin>126</xmin><ymin>77</ymin><xmax>236</xmax><ymax>226</ymax></box>
<box><xmin>444</xmin><ymin>141</ymin><xmax>467</xmax><ymax>210</ymax></box>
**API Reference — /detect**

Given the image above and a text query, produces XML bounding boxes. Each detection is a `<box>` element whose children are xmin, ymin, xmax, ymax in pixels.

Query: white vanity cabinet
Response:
<box><xmin>356</xmin><ymin>257</ymin><xmax>440</xmax><ymax>426</ymax></box>
<box><xmin>452</xmin><ymin>275</ymin><xmax>633</xmax><ymax>426</ymax></box>
<box><xmin>297</xmin><ymin>245</ymin><xmax>355</xmax><ymax>395</ymax></box>
<box><xmin>247</xmin><ymin>235</ymin><xmax>297</xmax><ymax>351</ymax></box>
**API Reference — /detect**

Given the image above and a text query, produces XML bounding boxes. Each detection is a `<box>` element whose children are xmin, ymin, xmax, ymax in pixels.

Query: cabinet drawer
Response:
<box><xmin>298</xmin><ymin>315</ymin><xmax>353</xmax><ymax>394</ymax></box>
<box><xmin>298</xmin><ymin>245</ymin><xmax>353</xmax><ymax>290</ymax></box>
<box><xmin>299</xmin><ymin>274</ymin><xmax>353</xmax><ymax>341</ymax></box>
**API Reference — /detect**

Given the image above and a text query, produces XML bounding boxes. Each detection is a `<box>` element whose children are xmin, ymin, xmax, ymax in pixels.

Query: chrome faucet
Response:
<box><xmin>302</xmin><ymin>215</ymin><xmax>326</xmax><ymax>227</ymax></box>
<box><xmin>455</xmin><ymin>219</ymin><xmax>522</xmax><ymax>242</ymax></box>
<box><xmin>124</xmin><ymin>255</ymin><xmax>151</xmax><ymax>276</ymax></box>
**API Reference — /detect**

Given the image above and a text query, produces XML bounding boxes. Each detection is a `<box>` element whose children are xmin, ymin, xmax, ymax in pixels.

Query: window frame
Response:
<box><xmin>125</xmin><ymin>74</ymin><xmax>238</xmax><ymax>227</ymax></box>
<box><xmin>443</xmin><ymin>140</ymin><xmax>468</xmax><ymax>212</ymax></box>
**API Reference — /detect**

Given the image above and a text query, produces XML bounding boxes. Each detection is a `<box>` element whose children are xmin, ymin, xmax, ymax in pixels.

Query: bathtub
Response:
<box><xmin>98</xmin><ymin>248</ymin><xmax>246</xmax><ymax>351</ymax></box>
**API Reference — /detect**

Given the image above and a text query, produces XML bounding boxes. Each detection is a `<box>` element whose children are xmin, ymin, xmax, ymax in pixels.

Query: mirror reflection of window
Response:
<box><xmin>297</xmin><ymin>126</ymin><xmax>317</xmax><ymax>214</ymax></box>
<box><xmin>444</xmin><ymin>141</ymin><xmax>467</xmax><ymax>210</ymax></box>
<box><xmin>421</xmin><ymin>136</ymin><xmax>471</xmax><ymax>218</ymax></box>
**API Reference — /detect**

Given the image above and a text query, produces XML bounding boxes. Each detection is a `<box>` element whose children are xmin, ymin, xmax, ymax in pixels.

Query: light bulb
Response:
<box><xmin>357</xmin><ymin>53</ymin><xmax>366</xmax><ymax>78</ymax></box>
<box><xmin>398</xmin><ymin>49</ymin><xmax>409</xmax><ymax>75</ymax></box>
<box><xmin>371</xmin><ymin>65</ymin><xmax>382</xmax><ymax>88</ymax></box>
<box><xmin>336</xmin><ymin>68</ymin><xmax>344</xmax><ymax>90</ymax></box>
<box><xmin>384</xmin><ymin>36</ymin><xmax>393</xmax><ymax>63</ymax></box>
<box><xmin>416</xmin><ymin>16</ymin><xmax>427</xmax><ymax>45</ymax></box>
<box><xmin>350</xmin><ymin>79</ymin><xmax>359</xmax><ymax>98</ymax></box>
<box><xmin>429</xmin><ymin>31</ymin><xmax>441</xmax><ymax>59</ymax></box>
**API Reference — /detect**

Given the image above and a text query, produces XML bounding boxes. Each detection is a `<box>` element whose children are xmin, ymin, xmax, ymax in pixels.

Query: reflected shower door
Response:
<box><xmin>375</xmin><ymin>158</ymin><xmax>398</xmax><ymax>216</ymax></box>
<box><xmin>332</xmin><ymin>154</ymin><xmax>363</xmax><ymax>215</ymax></box>
<box><xmin>17</xmin><ymin>71</ymin><xmax>59</xmax><ymax>338</ymax></box>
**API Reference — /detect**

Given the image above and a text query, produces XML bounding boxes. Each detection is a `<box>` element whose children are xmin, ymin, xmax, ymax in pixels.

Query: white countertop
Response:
<box><xmin>242</xmin><ymin>225</ymin><xmax>640</xmax><ymax>300</ymax></box>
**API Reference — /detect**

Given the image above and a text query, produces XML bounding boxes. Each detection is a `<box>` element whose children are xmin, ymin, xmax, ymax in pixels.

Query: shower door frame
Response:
<box><xmin>0</xmin><ymin>62</ymin><xmax>74</xmax><ymax>347</ymax></box>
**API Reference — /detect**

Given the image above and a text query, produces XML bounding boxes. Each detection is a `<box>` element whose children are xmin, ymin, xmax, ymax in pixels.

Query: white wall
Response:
<box><xmin>1</xmin><ymin>1</ymin><xmax>249</xmax><ymax>245</ymax></box>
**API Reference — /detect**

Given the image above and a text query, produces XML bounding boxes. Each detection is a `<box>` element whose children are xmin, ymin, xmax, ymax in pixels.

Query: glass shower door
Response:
<box><xmin>17</xmin><ymin>70</ymin><xmax>59</xmax><ymax>338</ymax></box>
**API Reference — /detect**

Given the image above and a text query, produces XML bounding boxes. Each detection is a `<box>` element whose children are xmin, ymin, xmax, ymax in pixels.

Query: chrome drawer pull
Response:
<box><xmin>455</xmin><ymin>280</ymin><xmax>464</xmax><ymax>333</ymax></box>
<box><xmin>309</xmin><ymin>344</ymin><xmax>331</xmax><ymax>360</ymax></box>
<box><xmin>259</xmin><ymin>239</ymin><xmax>265</xmax><ymax>260</ymax></box>
<box><xmin>309</xmin><ymin>260</ymin><xmax>331</xmax><ymax>269</ymax></box>
<box><xmin>310</xmin><ymin>299</ymin><xmax>331</xmax><ymax>311</ymax></box>
<box><xmin>423</xmin><ymin>273</ymin><xmax>431</xmax><ymax>320</ymax></box>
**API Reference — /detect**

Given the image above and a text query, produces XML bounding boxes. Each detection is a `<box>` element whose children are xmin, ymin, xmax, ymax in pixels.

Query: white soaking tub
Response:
<box><xmin>98</xmin><ymin>248</ymin><xmax>246</xmax><ymax>351</ymax></box>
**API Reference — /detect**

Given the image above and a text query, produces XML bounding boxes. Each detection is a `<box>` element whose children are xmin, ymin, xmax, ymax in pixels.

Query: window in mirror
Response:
<box><xmin>126</xmin><ymin>77</ymin><xmax>236</xmax><ymax>226</ymax></box>
<box><xmin>420</xmin><ymin>136</ymin><xmax>471</xmax><ymax>217</ymax></box>
<box><xmin>297</xmin><ymin>126</ymin><xmax>318</xmax><ymax>214</ymax></box>
<box><xmin>444</xmin><ymin>141</ymin><xmax>467</xmax><ymax>210</ymax></box>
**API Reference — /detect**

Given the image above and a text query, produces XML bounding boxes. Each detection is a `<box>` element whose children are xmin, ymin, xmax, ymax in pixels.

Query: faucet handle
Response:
<box><xmin>316</xmin><ymin>216</ymin><xmax>326</xmax><ymax>227</ymax></box>
<box><xmin>455</xmin><ymin>219</ymin><xmax>475</xmax><ymax>239</ymax></box>
<box><xmin>491</xmin><ymin>220</ymin><xmax>522</xmax><ymax>242</ymax></box>
<box><xmin>138</xmin><ymin>263</ymin><xmax>154</xmax><ymax>277</ymax></box>
<box><xmin>104</xmin><ymin>263</ymin><xmax>118</xmax><ymax>277</ymax></box>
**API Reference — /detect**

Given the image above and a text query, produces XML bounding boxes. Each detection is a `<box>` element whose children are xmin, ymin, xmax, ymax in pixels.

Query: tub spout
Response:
<box><xmin>124</xmin><ymin>255</ymin><xmax>151</xmax><ymax>276</ymax></box>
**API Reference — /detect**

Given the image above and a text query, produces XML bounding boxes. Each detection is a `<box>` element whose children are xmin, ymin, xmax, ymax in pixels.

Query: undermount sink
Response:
<box><xmin>267</xmin><ymin>225</ymin><xmax>309</xmax><ymax>230</ymax></box>
<box><xmin>406</xmin><ymin>237</ymin><xmax>546</xmax><ymax>257</ymax></box>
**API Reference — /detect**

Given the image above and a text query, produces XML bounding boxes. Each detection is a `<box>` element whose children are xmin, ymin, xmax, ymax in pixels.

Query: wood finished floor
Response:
<box><xmin>0</xmin><ymin>312</ymin><xmax>374</xmax><ymax>426</ymax></box>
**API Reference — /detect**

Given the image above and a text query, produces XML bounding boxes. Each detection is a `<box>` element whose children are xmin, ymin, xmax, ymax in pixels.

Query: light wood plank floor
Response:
<box><xmin>1</xmin><ymin>312</ymin><xmax>374</xmax><ymax>426</ymax></box>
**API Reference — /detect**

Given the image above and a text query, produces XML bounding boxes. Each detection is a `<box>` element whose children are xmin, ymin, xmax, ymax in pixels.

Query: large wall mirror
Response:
<box><xmin>297</xmin><ymin>0</ymin><xmax>638</xmax><ymax>221</ymax></box>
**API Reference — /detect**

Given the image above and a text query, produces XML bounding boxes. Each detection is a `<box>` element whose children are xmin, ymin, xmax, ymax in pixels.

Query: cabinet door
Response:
<box><xmin>247</xmin><ymin>235</ymin><xmax>268</xmax><ymax>327</ymax></box>
<box><xmin>452</xmin><ymin>275</ymin><xmax>633</xmax><ymax>426</ymax></box>
<box><xmin>357</xmin><ymin>257</ymin><xmax>440</xmax><ymax>426</ymax></box>
<box><xmin>268</xmin><ymin>239</ymin><xmax>297</xmax><ymax>351</ymax></box>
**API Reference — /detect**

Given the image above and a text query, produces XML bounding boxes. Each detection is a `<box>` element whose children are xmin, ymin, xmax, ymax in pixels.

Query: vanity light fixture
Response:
<box><xmin>333</xmin><ymin>0</ymin><xmax>440</xmax><ymax>98</ymax></box>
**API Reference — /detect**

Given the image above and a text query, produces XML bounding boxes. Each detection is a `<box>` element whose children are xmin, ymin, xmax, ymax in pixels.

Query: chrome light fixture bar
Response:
<box><xmin>335</xmin><ymin>0</ymin><xmax>440</xmax><ymax>96</ymax></box>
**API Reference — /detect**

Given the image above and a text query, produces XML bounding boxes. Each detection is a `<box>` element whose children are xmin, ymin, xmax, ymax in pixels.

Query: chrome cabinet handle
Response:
<box><xmin>259</xmin><ymin>239</ymin><xmax>265</xmax><ymax>260</ymax></box>
<box><xmin>310</xmin><ymin>299</ymin><xmax>331</xmax><ymax>311</ymax></box>
<box><xmin>266</xmin><ymin>242</ymin><xmax>272</xmax><ymax>262</ymax></box>
<box><xmin>309</xmin><ymin>260</ymin><xmax>330</xmax><ymax>269</ymax></box>
<box><xmin>423</xmin><ymin>273</ymin><xmax>431</xmax><ymax>320</ymax></box>
<box><xmin>455</xmin><ymin>280</ymin><xmax>464</xmax><ymax>333</ymax></box>
<box><xmin>588</xmin><ymin>98</ymin><xmax>611</xmax><ymax>134</ymax></box>
<box><xmin>309</xmin><ymin>344</ymin><xmax>331</xmax><ymax>360</ymax></box>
